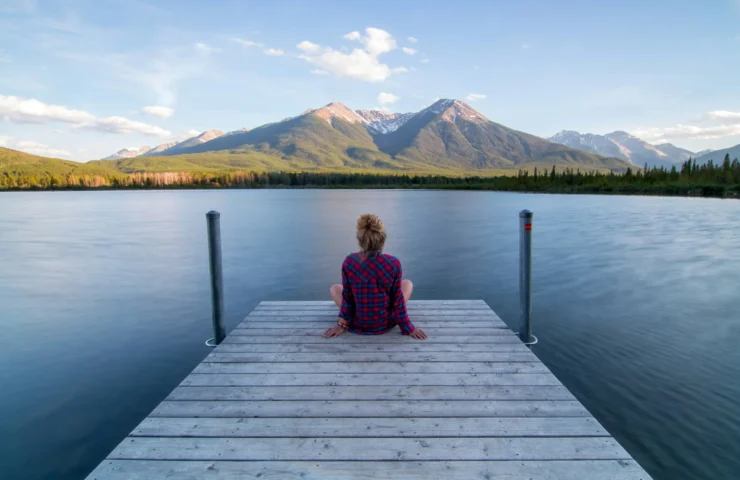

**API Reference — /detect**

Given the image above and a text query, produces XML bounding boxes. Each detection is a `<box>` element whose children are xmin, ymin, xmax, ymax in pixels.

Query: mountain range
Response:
<box><xmin>103</xmin><ymin>131</ymin><xmax>226</xmax><ymax>160</ymax></box>
<box><xmin>548</xmin><ymin>130</ymin><xmax>695</xmax><ymax>168</ymax></box>
<box><xmin>98</xmin><ymin>99</ymin><xmax>627</xmax><ymax>172</ymax></box>
<box><xmin>694</xmin><ymin>144</ymin><xmax>740</xmax><ymax>165</ymax></box>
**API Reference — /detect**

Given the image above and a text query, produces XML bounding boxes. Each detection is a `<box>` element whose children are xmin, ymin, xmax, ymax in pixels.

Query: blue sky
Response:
<box><xmin>1</xmin><ymin>0</ymin><xmax>739</xmax><ymax>160</ymax></box>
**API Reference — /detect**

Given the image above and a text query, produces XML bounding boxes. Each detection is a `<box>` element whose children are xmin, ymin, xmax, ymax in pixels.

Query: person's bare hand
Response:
<box><xmin>410</xmin><ymin>328</ymin><xmax>428</xmax><ymax>340</ymax></box>
<box><xmin>323</xmin><ymin>326</ymin><xmax>346</xmax><ymax>338</ymax></box>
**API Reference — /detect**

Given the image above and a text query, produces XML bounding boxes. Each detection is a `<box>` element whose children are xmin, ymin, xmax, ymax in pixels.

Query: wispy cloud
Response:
<box><xmin>264</xmin><ymin>48</ymin><xmax>285</xmax><ymax>56</ymax></box>
<box><xmin>633</xmin><ymin>123</ymin><xmax>740</xmax><ymax>141</ymax></box>
<box><xmin>707</xmin><ymin>110</ymin><xmax>740</xmax><ymax>120</ymax></box>
<box><xmin>61</xmin><ymin>43</ymin><xmax>216</xmax><ymax>107</ymax></box>
<box><xmin>14</xmin><ymin>140</ymin><xmax>72</xmax><ymax>157</ymax></box>
<box><xmin>195</xmin><ymin>42</ymin><xmax>221</xmax><ymax>54</ymax></box>
<box><xmin>401</xmin><ymin>47</ymin><xmax>416</xmax><ymax>55</ymax></box>
<box><xmin>407</xmin><ymin>36</ymin><xmax>418</xmax><ymax>43</ymax></box>
<box><xmin>297</xmin><ymin>41</ymin><xmax>321</xmax><ymax>54</ymax></box>
<box><xmin>377</xmin><ymin>92</ymin><xmax>399</xmax><ymax>105</ymax></box>
<box><xmin>522</xmin><ymin>43</ymin><xmax>529</xmax><ymax>49</ymax></box>
<box><xmin>310</xmin><ymin>69</ymin><xmax>329</xmax><ymax>75</ymax></box>
<box><xmin>232</xmin><ymin>38</ymin><xmax>263</xmax><ymax>48</ymax></box>
<box><xmin>140</xmin><ymin>105</ymin><xmax>174</xmax><ymax>118</ymax></box>
<box><xmin>296</xmin><ymin>27</ymin><xmax>407</xmax><ymax>82</ymax></box>
<box><xmin>633</xmin><ymin>109</ymin><xmax>740</xmax><ymax>141</ymax></box>
<box><xmin>1</xmin><ymin>134</ymin><xmax>72</xmax><ymax>157</ymax></box>
<box><xmin>0</xmin><ymin>95</ymin><xmax>171</xmax><ymax>137</ymax></box>
<box><xmin>0</xmin><ymin>95</ymin><xmax>95</xmax><ymax>124</ymax></box>
<box><xmin>466</xmin><ymin>93</ymin><xmax>486</xmax><ymax>101</ymax></box>
<box><xmin>420</xmin><ymin>57</ymin><xmax>430</xmax><ymax>64</ymax></box>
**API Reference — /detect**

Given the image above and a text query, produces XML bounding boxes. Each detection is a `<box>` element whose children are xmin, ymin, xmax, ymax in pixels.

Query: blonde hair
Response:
<box><xmin>356</xmin><ymin>214</ymin><xmax>386</xmax><ymax>255</ymax></box>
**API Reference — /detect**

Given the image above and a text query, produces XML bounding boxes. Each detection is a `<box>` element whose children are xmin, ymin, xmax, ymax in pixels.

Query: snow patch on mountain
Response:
<box><xmin>355</xmin><ymin>110</ymin><xmax>415</xmax><ymax>134</ymax></box>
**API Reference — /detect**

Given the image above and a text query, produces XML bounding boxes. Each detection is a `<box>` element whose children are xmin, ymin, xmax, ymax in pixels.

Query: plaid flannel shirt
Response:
<box><xmin>338</xmin><ymin>252</ymin><xmax>415</xmax><ymax>335</ymax></box>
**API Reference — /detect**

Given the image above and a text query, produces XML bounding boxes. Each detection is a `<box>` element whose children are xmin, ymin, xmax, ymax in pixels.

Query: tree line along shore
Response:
<box><xmin>2</xmin><ymin>156</ymin><xmax>739</xmax><ymax>198</ymax></box>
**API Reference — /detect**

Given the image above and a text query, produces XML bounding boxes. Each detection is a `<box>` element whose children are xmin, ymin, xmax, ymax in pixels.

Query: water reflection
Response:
<box><xmin>0</xmin><ymin>190</ymin><xmax>739</xmax><ymax>480</ymax></box>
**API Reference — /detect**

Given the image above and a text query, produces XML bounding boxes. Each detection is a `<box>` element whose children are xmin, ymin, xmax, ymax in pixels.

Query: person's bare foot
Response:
<box><xmin>323</xmin><ymin>326</ymin><xmax>346</xmax><ymax>338</ymax></box>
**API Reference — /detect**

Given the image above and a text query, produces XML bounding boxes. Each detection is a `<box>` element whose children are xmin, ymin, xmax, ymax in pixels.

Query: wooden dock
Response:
<box><xmin>87</xmin><ymin>300</ymin><xmax>650</xmax><ymax>479</ymax></box>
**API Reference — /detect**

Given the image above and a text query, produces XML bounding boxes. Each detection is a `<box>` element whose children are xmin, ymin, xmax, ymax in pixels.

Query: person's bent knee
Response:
<box><xmin>331</xmin><ymin>284</ymin><xmax>342</xmax><ymax>294</ymax></box>
<box><xmin>402</xmin><ymin>279</ymin><xmax>413</xmax><ymax>290</ymax></box>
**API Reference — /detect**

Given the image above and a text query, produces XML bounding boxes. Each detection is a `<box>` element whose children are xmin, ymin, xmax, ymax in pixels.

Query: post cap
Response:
<box><xmin>519</xmin><ymin>209</ymin><xmax>533</xmax><ymax>218</ymax></box>
<box><xmin>206</xmin><ymin>210</ymin><xmax>220</xmax><ymax>218</ymax></box>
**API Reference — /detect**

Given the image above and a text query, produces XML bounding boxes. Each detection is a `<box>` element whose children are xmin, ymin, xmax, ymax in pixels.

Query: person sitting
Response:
<box><xmin>324</xmin><ymin>213</ymin><xmax>427</xmax><ymax>340</ymax></box>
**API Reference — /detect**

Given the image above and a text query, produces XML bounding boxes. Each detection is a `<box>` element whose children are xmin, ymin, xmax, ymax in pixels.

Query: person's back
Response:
<box><xmin>324</xmin><ymin>214</ymin><xmax>427</xmax><ymax>340</ymax></box>
<box><xmin>340</xmin><ymin>251</ymin><xmax>408</xmax><ymax>335</ymax></box>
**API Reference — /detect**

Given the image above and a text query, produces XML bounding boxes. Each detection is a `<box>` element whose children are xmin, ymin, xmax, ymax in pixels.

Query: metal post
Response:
<box><xmin>519</xmin><ymin>210</ymin><xmax>536</xmax><ymax>345</ymax></box>
<box><xmin>206</xmin><ymin>211</ymin><xmax>226</xmax><ymax>346</ymax></box>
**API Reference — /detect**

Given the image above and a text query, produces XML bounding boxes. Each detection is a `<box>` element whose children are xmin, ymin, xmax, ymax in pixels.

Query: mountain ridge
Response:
<box><xmin>695</xmin><ymin>143</ymin><xmax>740</xmax><ymax>165</ymax></box>
<box><xmin>548</xmin><ymin>130</ymin><xmax>694</xmax><ymax>168</ymax></box>
<box><xmin>99</xmin><ymin>99</ymin><xmax>627</xmax><ymax>172</ymax></box>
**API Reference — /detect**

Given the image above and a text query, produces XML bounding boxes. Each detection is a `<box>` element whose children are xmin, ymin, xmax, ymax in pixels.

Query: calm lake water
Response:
<box><xmin>1</xmin><ymin>190</ymin><xmax>739</xmax><ymax>480</ymax></box>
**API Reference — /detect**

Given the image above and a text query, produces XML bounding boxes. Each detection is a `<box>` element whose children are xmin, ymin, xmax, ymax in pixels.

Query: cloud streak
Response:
<box><xmin>296</xmin><ymin>27</ymin><xmax>407</xmax><ymax>82</ymax></box>
<box><xmin>632</xmin><ymin>109</ymin><xmax>740</xmax><ymax>141</ymax></box>
<box><xmin>14</xmin><ymin>140</ymin><xmax>72</xmax><ymax>157</ymax></box>
<box><xmin>140</xmin><ymin>105</ymin><xmax>174</xmax><ymax>118</ymax></box>
<box><xmin>377</xmin><ymin>92</ymin><xmax>399</xmax><ymax>105</ymax></box>
<box><xmin>62</xmin><ymin>43</ymin><xmax>217</xmax><ymax>107</ymax></box>
<box><xmin>466</xmin><ymin>93</ymin><xmax>486</xmax><ymax>101</ymax></box>
<box><xmin>0</xmin><ymin>95</ymin><xmax>171</xmax><ymax>137</ymax></box>
<box><xmin>232</xmin><ymin>38</ymin><xmax>263</xmax><ymax>48</ymax></box>
<box><xmin>195</xmin><ymin>42</ymin><xmax>221</xmax><ymax>54</ymax></box>
<box><xmin>707</xmin><ymin>110</ymin><xmax>740</xmax><ymax>121</ymax></box>
<box><xmin>632</xmin><ymin>123</ymin><xmax>740</xmax><ymax>141</ymax></box>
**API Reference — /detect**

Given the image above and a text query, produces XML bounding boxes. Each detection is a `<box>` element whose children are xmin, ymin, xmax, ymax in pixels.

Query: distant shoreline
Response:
<box><xmin>3</xmin><ymin>161</ymin><xmax>739</xmax><ymax>199</ymax></box>
<box><xmin>2</xmin><ymin>183</ymin><xmax>738</xmax><ymax>199</ymax></box>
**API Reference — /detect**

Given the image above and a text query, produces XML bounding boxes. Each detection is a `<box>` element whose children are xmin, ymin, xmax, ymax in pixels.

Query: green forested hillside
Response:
<box><xmin>1</xmin><ymin>147</ymin><xmax>117</xmax><ymax>177</ymax></box>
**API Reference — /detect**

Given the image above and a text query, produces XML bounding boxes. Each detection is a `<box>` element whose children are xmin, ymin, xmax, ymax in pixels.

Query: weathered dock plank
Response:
<box><xmin>178</xmin><ymin>372</ymin><xmax>563</xmax><ymax>386</ymax></box>
<box><xmin>149</xmin><ymin>399</ymin><xmax>591</xmax><ymax>418</ymax></box>
<box><xmin>86</xmin><ymin>300</ymin><xmax>651</xmax><ymax>479</ymax></box>
<box><xmin>107</xmin><ymin>436</ymin><xmax>633</xmax><ymax>461</ymax></box>
<box><xmin>87</xmin><ymin>459</ymin><xmax>649</xmax><ymax>480</ymax></box>
<box><xmin>192</xmin><ymin>360</ymin><xmax>551</xmax><ymax>374</ymax></box>
<box><xmin>132</xmin><ymin>416</ymin><xmax>608</xmax><ymax>437</ymax></box>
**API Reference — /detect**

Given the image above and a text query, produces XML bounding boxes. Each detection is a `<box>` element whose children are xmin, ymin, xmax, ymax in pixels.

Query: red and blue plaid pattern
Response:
<box><xmin>339</xmin><ymin>252</ymin><xmax>415</xmax><ymax>335</ymax></box>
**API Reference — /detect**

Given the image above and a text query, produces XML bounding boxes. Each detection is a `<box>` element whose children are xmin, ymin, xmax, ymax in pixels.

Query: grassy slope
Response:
<box><xmin>0</xmin><ymin>147</ymin><xmax>117</xmax><ymax>176</ymax></box>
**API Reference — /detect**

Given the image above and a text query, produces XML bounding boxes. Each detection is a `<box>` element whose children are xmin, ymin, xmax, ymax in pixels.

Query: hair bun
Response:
<box><xmin>357</xmin><ymin>214</ymin><xmax>384</xmax><ymax>233</ymax></box>
<box><xmin>356</xmin><ymin>214</ymin><xmax>386</xmax><ymax>254</ymax></box>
